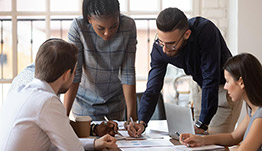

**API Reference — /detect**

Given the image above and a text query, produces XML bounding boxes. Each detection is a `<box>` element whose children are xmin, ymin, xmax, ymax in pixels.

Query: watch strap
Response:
<box><xmin>195</xmin><ymin>120</ymin><xmax>208</xmax><ymax>131</ymax></box>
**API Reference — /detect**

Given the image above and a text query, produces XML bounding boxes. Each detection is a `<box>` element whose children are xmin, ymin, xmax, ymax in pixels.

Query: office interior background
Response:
<box><xmin>0</xmin><ymin>0</ymin><xmax>261</xmax><ymax>111</ymax></box>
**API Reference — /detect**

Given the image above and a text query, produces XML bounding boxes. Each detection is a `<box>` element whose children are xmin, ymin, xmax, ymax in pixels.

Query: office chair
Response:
<box><xmin>123</xmin><ymin>92</ymin><xmax>166</xmax><ymax>121</ymax></box>
<box><xmin>136</xmin><ymin>92</ymin><xmax>166</xmax><ymax>120</ymax></box>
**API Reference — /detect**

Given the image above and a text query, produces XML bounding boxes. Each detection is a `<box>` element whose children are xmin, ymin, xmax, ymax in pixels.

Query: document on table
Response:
<box><xmin>115</xmin><ymin>130</ymin><xmax>164</xmax><ymax>140</ymax></box>
<box><xmin>115</xmin><ymin>130</ymin><xmax>149</xmax><ymax>140</ymax></box>
<box><xmin>120</xmin><ymin>147</ymin><xmax>179</xmax><ymax>151</ymax></box>
<box><xmin>116</xmin><ymin>121</ymin><xmax>125</xmax><ymax>130</ymax></box>
<box><xmin>117</xmin><ymin>139</ymin><xmax>174</xmax><ymax>148</ymax></box>
<box><xmin>173</xmin><ymin>145</ymin><xmax>225</xmax><ymax>151</ymax></box>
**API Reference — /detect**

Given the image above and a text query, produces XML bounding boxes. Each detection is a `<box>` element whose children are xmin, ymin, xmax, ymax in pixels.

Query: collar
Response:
<box><xmin>30</xmin><ymin>78</ymin><xmax>56</xmax><ymax>95</ymax></box>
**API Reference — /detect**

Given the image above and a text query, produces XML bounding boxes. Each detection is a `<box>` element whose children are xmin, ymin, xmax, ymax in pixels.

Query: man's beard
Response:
<box><xmin>57</xmin><ymin>86</ymin><xmax>69</xmax><ymax>94</ymax></box>
<box><xmin>166</xmin><ymin>39</ymin><xmax>187</xmax><ymax>57</ymax></box>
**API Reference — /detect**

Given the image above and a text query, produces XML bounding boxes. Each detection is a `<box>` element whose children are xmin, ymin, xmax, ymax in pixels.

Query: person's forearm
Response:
<box><xmin>203</xmin><ymin>133</ymin><xmax>239</xmax><ymax>146</ymax></box>
<box><xmin>79</xmin><ymin>138</ymin><xmax>95</xmax><ymax>151</ymax></box>
<box><xmin>64</xmin><ymin>83</ymin><xmax>79</xmax><ymax>116</ymax></box>
<box><xmin>122</xmin><ymin>84</ymin><xmax>137</xmax><ymax>120</ymax></box>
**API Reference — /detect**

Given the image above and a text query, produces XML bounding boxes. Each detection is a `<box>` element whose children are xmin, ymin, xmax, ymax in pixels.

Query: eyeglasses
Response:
<box><xmin>155</xmin><ymin>29</ymin><xmax>188</xmax><ymax>51</ymax></box>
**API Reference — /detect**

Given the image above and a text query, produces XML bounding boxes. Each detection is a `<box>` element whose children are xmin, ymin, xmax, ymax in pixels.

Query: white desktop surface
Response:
<box><xmin>117</xmin><ymin>120</ymin><xmax>230</xmax><ymax>151</ymax></box>
<box><xmin>89</xmin><ymin>120</ymin><xmax>233</xmax><ymax>151</ymax></box>
<box><xmin>118</xmin><ymin>120</ymin><xmax>176</xmax><ymax>151</ymax></box>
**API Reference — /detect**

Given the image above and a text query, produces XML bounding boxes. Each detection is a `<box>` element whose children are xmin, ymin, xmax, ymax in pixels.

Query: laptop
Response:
<box><xmin>164</xmin><ymin>103</ymin><xmax>195</xmax><ymax>140</ymax></box>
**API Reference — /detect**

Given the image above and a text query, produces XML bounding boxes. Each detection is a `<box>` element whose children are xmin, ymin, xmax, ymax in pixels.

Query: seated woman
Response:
<box><xmin>180</xmin><ymin>53</ymin><xmax>262</xmax><ymax>151</ymax></box>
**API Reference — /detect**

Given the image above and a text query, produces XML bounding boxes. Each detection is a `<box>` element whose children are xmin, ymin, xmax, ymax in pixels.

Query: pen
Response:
<box><xmin>129</xmin><ymin>117</ymin><xmax>135</xmax><ymax>126</ymax></box>
<box><xmin>129</xmin><ymin>117</ymin><xmax>138</xmax><ymax>137</ymax></box>
<box><xmin>175</xmin><ymin>131</ymin><xmax>180</xmax><ymax>137</ymax></box>
<box><xmin>176</xmin><ymin>131</ymin><xmax>191</xmax><ymax>147</ymax></box>
<box><xmin>103</xmin><ymin>116</ymin><xmax>123</xmax><ymax>137</ymax></box>
<box><xmin>104</xmin><ymin>115</ymin><xmax>109</xmax><ymax>122</ymax></box>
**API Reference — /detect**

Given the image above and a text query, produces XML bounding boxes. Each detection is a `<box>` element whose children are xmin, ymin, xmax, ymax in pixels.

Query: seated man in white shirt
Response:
<box><xmin>0</xmin><ymin>38</ymin><xmax>118</xmax><ymax>151</ymax></box>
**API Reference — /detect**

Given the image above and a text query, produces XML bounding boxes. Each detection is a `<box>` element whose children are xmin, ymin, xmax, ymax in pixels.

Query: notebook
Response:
<box><xmin>164</xmin><ymin>103</ymin><xmax>195</xmax><ymax>140</ymax></box>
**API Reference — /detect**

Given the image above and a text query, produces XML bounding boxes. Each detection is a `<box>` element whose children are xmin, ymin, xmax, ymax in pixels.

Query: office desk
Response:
<box><xmin>117</xmin><ymin>120</ymin><xmax>237</xmax><ymax>151</ymax></box>
<box><xmin>116</xmin><ymin>120</ymin><xmax>173</xmax><ymax>151</ymax></box>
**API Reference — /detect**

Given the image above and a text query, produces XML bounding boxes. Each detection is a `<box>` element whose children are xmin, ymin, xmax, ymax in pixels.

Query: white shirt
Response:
<box><xmin>0</xmin><ymin>79</ymin><xmax>94</xmax><ymax>151</ymax></box>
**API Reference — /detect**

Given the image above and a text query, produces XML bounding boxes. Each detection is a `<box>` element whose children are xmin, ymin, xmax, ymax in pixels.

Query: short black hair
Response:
<box><xmin>82</xmin><ymin>0</ymin><xmax>120</xmax><ymax>23</ymax></box>
<box><xmin>156</xmin><ymin>7</ymin><xmax>188</xmax><ymax>32</ymax></box>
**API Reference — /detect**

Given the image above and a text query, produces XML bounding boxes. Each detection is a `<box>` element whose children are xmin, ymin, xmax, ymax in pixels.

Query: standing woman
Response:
<box><xmin>65</xmin><ymin>0</ymin><xmax>137</xmax><ymax>121</ymax></box>
<box><xmin>180</xmin><ymin>53</ymin><xmax>262</xmax><ymax>150</ymax></box>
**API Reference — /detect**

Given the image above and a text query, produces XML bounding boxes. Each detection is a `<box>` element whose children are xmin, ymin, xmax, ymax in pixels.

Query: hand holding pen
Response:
<box><xmin>125</xmin><ymin>117</ymin><xmax>145</xmax><ymax>138</ymax></box>
<box><xmin>177</xmin><ymin>132</ymin><xmax>204</xmax><ymax>147</ymax></box>
<box><xmin>103</xmin><ymin>116</ymin><xmax>124</xmax><ymax>137</ymax></box>
<box><xmin>94</xmin><ymin>116</ymin><xmax>118</xmax><ymax>137</ymax></box>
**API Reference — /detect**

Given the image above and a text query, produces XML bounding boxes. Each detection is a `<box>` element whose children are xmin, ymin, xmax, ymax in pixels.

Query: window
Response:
<box><xmin>0</xmin><ymin>0</ymin><xmax>195</xmax><ymax>105</ymax></box>
<box><xmin>17</xmin><ymin>0</ymin><xmax>46</xmax><ymax>11</ymax></box>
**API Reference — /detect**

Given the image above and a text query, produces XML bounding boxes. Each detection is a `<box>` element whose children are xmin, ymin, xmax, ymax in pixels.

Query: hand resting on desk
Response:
<box><xmin>94</xmin><ymin>134</ymin><xmax>118</xmax><ymax>150</ymax></box>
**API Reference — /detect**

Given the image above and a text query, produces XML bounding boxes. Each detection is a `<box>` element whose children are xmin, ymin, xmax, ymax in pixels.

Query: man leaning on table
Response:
<box><xmin>0</xmin><ymin>38</ymin><xmax>117</xmax><ymax>151</ymax></box>
<box><xmin>126</xmin><ymin>7</ymin><xmax>243</xmax><ymax>137</ymax></box>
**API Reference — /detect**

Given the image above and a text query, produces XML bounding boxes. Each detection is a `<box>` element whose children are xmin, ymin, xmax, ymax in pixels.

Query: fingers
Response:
<box><xmin>95</xmin><ymin>134</ymin><xmax>118</xmax><ymax>150</ymax></box>
<box><xmin>127</xmin><ymin>123</ymin><xmax>144</xmax><ymax>137</ymax></box>
<box><xmin>97</xmin><ymin>121</ymin><xmax>118</xmax><ymax>136</ymax></box>
<box><xmin>179</xmin><ymin>133</ymin><xmax>190</xmax><ymax>145</ymax></box>
<box><xmin>108</xmin><ymin>130</ymin><xmax>116</xmax><ymax>136</ymax></box>
<box><xmin>104</xmin><ymin>126</ymin><xmax>116</xmax><ymax>137</ymax></box>
<box><xmin>104</xmin><ymin>141</ymin><xmax>118</xmax><ymax>149</ymax></box>
<box><xmin>107</xmin><ymin>121</ymin><xmax>118</xmax><ymax>132</ymax></box>
<box><xmin>107</xmin><ymin>121</ymin><xmax>118</xmax><ymax>129</ymax></box>
<box><xmin>183</xmin><ymin>134</ymin><xmax>195</xmax><ymax>143</ymax></box>
<box><xmin>127</xmin><ymin>123</ymin><xmax>137</xmax><ymax>137</ymax></box>
<box><xmin>108</xmin><ymin>121</ymin><xmax>118</xmax><ymax>136</ymax></box>
<box><xmin>180</xmin><ymin>134</ymin><xmax>203</xmax><ymax>147</ymax></box>
<box><xmin>135</xmin><ymin>123</ymin><xmax>144</xmax><ymax>136</ymax></box>
<box><xmin>124</xmin><ymin>121</ymin><xmax>129</xmax><ymax>130</ymax></box>
<box><xmin>96</xmin><ymin>122</ymin><xmax>107</xmax><ymax>137</ymax></box>
<box><xmin>180</xmin><ymin>133</ymin><xmax>190</xmax><ymax>140</ymax></box>
<box><xmin>103</xmin><ymin>134</ymin><xmax>117</xmax><ymax>143</ymax></box>
<box><xmin>103</xmin><ymin>134</ymin><xmax>118</xmax><ymax>149</ymax></box>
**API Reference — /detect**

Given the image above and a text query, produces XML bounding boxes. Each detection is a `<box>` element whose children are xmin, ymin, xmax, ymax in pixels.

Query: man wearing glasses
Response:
<box><xmin>126</xmin><ymin>7</ymin><xmax>242</xmax><ymax>137</ymax></box>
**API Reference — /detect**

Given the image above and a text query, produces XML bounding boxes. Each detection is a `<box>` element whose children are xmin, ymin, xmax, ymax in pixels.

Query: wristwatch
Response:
<box><xmin>195</xmin><ymin>120</ymin><xmax>208</xmax><ymax>131</ymax></box>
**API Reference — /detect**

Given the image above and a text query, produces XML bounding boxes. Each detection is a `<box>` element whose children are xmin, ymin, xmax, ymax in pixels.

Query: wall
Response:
<box><xmin>196</xmin><ymin>0</ymin><xmax>262</xmax><ymax>62</ymax></box>
<box><xmin>227</xmin><ymin>0</ymin><xmax>238</xmax><ymax>55</ymax></box>
<box><xmin>198</xmin><ymin>0</ymin><xmax>228</xmax><ymax>39</ymax></box>
<box><xmin>238</xmin><ymin>0</ymin><xmax>262</xmax><ymax>62</ymax></box>
<box><xmin>228</xmin><ymin>0</ymin><xmax>262</xmax><ymax>125</ymax></box>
